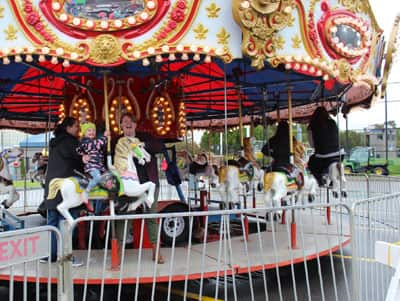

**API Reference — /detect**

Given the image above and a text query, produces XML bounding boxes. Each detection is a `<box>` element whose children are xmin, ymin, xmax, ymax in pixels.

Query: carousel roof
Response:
<box><xmin>0</xmin><ymin>57</ymin><xmax>349</xmax><ymax>129</ymax></box>
<box><xmin>0</xmin><ymin>0</ymin><xmax>387</xmax><ymax>133</ymax></box>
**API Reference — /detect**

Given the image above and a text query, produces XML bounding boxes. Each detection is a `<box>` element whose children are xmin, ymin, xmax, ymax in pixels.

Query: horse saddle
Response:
<box><xmin>228</xmin><ymin>158</ymin><xmax>254</xmax><ymax>179</ymax></box>
<box><xmin>189</xmin><ymin>161</ymin><xmax>208</xmax><ymax>175</ymax></box>
<box><xmin>318</xmin><ymin>157</ymin><xmax>343</xmax><ymax>187</ymax></box>
<box><xmin>272</xmin><ymin>164</ymin><xmax>304</xmax><ymax>189</ymax></box>
<box><xmin>71</xmin><ymin>171</ymin><xmax>121</xmax><ymax>197</ymax></box>
<box><xmin>73</xmin><ymin>170</ymin><xmax>90</xmax><ymax>189</ymax></box>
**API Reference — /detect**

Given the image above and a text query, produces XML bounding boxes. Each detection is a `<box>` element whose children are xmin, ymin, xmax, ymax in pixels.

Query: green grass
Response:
<box><xmin>389</xmin><ymin>164</ymin><xmax>400</xmax><ymax>176</ymax></box>
<box><xmin>13</xmin><ymin>180</ymin><xmax>41</xmax><ymax>189</ymax></box>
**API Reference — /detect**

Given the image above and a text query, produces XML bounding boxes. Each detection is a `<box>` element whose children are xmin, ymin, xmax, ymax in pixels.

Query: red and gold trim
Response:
<box><xmin>317</xmin><ymin>2</ymin><xmax>372</xmax><ymax>64</ymax></box>
<box><xmin>293</xmin><ymin>0</ymin><xmax>322</xmax><ymax>58</ymax></box>
<box><xmin>39</xmin><ymin>0</ymin><xmax>171</xmax><ymax>39</ymax></box>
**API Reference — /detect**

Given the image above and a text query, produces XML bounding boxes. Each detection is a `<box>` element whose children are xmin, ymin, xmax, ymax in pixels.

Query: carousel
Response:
<box><xmin>0</xmin><ymin>0</ymin><xmax>389</xmax><ymax>294</ymax></box>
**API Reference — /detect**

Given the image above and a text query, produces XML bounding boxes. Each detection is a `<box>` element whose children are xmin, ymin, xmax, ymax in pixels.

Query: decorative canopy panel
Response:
<box><xmin>0</xmin><ymin>0</ymin><xmax>386</xmax><ymax>134</ymax></box>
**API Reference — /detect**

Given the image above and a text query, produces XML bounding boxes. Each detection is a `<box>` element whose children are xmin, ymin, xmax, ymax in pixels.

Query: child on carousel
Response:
<box><xmin>76</xmin><ymin>122</ymin><xmax>110</xmax><ymax>212</ymax></box>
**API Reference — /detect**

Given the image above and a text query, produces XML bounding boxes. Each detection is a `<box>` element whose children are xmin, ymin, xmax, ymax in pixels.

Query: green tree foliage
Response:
<box><xmin>339</xmin><ymin>130</ymin><xmax>365</xmax><ymax>151</ymax></box>
<box><xmin>199</xmin><ymin>125</ymin><xmax>278</xmax><ymax>155</ymax></box>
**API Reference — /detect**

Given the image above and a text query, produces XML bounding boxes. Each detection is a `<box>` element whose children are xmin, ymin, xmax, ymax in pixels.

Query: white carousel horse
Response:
<box><xmin>27</xmin><ymin>152</ymin><xmax>48</xmax><ymax>186</ymax></box>
<box><xmin>262</xmin><ymin>139</ymin><xmax>312</xmax><ymax>211</ymax></box>
<box><xmin>47</xmin><ymin>140</ymin><xmax>156</xmax><ymax>225</ymax></box>
<box><xmin>0</xmin><ymin>147</ymin><xmax>24</xmax><ymax>208</ymax></box>
<box><xmin>297</xmin><ymin>172</ymin><xmax>318</xmax><ymax>204</ymax></box>
<box><xmin>323</xmin><ymin>161</ymin><xmax>347</xmax><ymax>198</ymax></box>
<box><xmin>211</xmin><ymin>137</ymin><xmax>262</xmax><ymax>208</ymax></box>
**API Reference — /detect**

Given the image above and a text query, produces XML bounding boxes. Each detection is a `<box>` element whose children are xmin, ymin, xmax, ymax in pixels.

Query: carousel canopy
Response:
<box><xmin>0</xmin><ymin>0</ymin><xmax>385</xmax><ymax>134</ymax></box>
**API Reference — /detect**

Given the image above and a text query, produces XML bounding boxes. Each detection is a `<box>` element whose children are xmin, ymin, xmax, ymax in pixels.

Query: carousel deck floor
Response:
<box><xmin>0</xmin><ymin>212</ymin><xmax>350</xmax><ymax>284</ymax></box>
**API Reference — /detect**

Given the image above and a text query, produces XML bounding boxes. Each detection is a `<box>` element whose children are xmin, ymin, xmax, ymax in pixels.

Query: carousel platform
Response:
<box><xmin>0</xmin><ymin>211</ymin><xmax>350</xmax><ymax>284</ymax></box>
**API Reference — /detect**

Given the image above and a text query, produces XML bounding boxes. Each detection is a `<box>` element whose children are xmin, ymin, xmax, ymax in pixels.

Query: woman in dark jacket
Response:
<box><xmin>307</xmin><ymin>107</ymin><xmax>344</xmax><ymax>185</ymax></box>
<box><xmin>262</xmin><ymin>121</ymin><xmax>291</xmax><ymax>169</ymax></box>
<box><xmin>40</xmin><ymin>117</ymin><xmax>84</xmax><ymax>262</ymax></box>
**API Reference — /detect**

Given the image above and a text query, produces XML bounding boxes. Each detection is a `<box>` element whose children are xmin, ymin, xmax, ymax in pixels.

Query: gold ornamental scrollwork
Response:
<box><xmin>335</xmin><ymin>59</ymin><xmax>352</xmax><ymax>82</ymax></box>
<box><xmin>89</xmin><ymin>34</ymin><xmax>121</xmax><ymax>65</ymax></box>
<box><xmin>232</xmin><ymin>0</ymin><xmax>294</xmax><ymax>69</ymax></box>
<box><xmin>338</xmin><ymin>0</ymin><xmax>367</xmax><ymax>14</ymax></box>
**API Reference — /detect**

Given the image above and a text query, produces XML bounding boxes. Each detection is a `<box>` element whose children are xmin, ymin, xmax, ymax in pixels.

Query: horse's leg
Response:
<box><xmin>217</xmin><ymin>183</ymin><xmax>225</xmax><ymax>209</ymax></box>
<box><xmin>330</xmin><ymin>164</ymin><xmax>339</xmax><ymax>198</ymax></box>
<box><xmin>57</xmin><ymin>180</ymin><xmax>84</xmax><ymax>225</ymax></box>
<box><xmin>227</xmin><ymin>182</ymin><xmax>238</xmax><ymax>209</ymax></box>
<box><xmin>339</xmin><ymin>164</ymin><xmax>347</xmax><ymax>198</ymax></box>
<box><xmin>1</xmin><ymin>185</ymin><xmax>19</xmax><ymax>208</ymax></box>
<box><xmin>123</xmin><ymin>181</ymin><xmax>156</xmax><ymax>209</ymax></box>
<box><xmin>264</xmin><ymin>189</ymin><xmax>273</xmax><ymax>208</ymax></box>
<box><xmin>146</xmin><ymin>182</ymin><xmax>156</xmax><ymax>205</ymax></box>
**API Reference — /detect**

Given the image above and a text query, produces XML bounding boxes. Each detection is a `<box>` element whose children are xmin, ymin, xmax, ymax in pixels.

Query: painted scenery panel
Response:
<box><xmin>65</xmin><ymin>0</ymin><xmax>145</xmax><ymax>20</ymax></box>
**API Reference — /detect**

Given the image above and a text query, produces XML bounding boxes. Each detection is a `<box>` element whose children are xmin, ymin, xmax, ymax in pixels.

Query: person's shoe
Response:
<box><xmin>39</xmin><ymin>257</ymin><xmax>56</xmax><ymax>263</ymax></box>
<box><xmin>71</xmin><ymin>256</ymin><xmax>83</xmax><ymax>267</ymax></box>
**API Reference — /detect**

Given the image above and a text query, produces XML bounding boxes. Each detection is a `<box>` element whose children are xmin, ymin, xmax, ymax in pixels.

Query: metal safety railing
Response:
<box><xmin>351</xmin><ymin>193</ymin><xmax>400</xmax><ymax>301</ymax></box>
<box><xmin>314</xmin><ymin>173</ymin><xmax>400</xmax><ymax>206</ymax></box>
<box><xmin>2</xmin><ymin>177</ymin><xmax>400</xmax><ymax>300</ymax></box>
<box><xmin>0</xmin><ymin>225</ymin><xmax>62</xmax><ymax>301</ymax></box>
<box><xmin>57</xmin><ymin>203</ymin><xmax>352</xmax><ymax>301</ymax></box>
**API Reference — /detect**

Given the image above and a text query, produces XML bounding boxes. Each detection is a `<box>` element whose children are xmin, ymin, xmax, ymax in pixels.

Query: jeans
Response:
<box><xmin>86</xmin><ymin>169</ymin><xmax>102</xmax><ymax>192</ymax></box>
<box><xmin>47</xmin><ymin>208</ymin><xmax>79</xmax><ymax>261</ymax></box>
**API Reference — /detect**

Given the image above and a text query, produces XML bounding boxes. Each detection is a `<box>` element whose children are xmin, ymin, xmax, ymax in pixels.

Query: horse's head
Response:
<box><xmin>98</xmin><ymin>171</ymin><xmax>120</xmax><ymax>194</ymax></box>
<box><xmin>131</xmin><ymin>142</ymin><xmax>151</xmax><ymax>165</ymax></box>
<box><xmin>32</xmin><ymin>152</ymin><xmax>42</xmax><ymax>163</ymax></box>
<box><xmin>176</xmin><ymin>150</ymin><xmax>193</xmax><ymax>163</ymax></box>
<box><xmin>243</xmin><ymin>137</ymin><xmax>256</xmax><ymax>162</ymax></box>
<box><xmin>1</xmin><ymin>147</ymin><xmax>24</xmax><ymax>167</ymax></box>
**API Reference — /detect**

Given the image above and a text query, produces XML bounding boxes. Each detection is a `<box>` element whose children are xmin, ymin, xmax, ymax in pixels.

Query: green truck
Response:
<box><xmin>344</xmin><ymin>146</ymin><xmax>389</xmax><ymax>175</ymax></box>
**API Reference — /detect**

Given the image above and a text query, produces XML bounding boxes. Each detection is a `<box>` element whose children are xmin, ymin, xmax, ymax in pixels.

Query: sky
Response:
<box><xmin>340</xmin><ymin>0</ymin><xmax>400</xmax><ymax>130</ymax></box>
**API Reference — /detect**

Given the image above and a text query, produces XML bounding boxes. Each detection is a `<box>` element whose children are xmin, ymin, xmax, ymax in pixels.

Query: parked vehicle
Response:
<box><xmin>344</xmin><ymin>146</ymin><xmax>389</xmax><ymax>175</ymax></box>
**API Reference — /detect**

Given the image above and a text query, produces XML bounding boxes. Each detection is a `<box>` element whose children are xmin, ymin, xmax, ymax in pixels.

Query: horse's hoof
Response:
<box><xmin>281</xmin><ymin>200</ymin><xmax>288</xmax><ymax>206</ymax></box>
<box><xmin>332</xmin><ymin>191</ymin><xmax>339</xmax><ymax>198</ymax></box>
<box><xmin>115</xmin><ymin>202</ymin><xmax>129</xmax><ymax>214</ymax></box>
<box><xmin>341</xmin><ymin>191</ymin><xmax>347</xmax><ymax>198</ymax></box>
<box><xmin>257</xmin><ymin>183</ymin><xmax>263</xmax><ymax>191</ymax></box>
<box><xmin>273</xmin><ymin>213</ymin><xmax>281</xmax><ymax>221</ymax></box>
<box><xmin>308</xmin><ymin>195</ymin><xmax>315</xmax><ymax>203</ymax></box>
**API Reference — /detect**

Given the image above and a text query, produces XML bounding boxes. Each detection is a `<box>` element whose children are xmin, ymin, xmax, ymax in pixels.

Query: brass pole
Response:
<box><xmin>103</xmin><ymin>73</ymin><xmax>111</xmax><ymax>155</ymax></box>
<box><xmin>191</xmin><ymin>122</ymin><xmax>194</xmax><ymax>154</ymax></box>
<box><xmin>237</xmin><ymin>86</ymin><xmax>244</xmax><ymax>146</ymax></box>
<box><xmin>288</xmin><ymin>87</ymin><xmax>294</xmax><ymax>164</ymax></box>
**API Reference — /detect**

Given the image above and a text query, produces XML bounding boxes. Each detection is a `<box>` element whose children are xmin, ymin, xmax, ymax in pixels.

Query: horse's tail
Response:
<box><xmin>47</xmin><ymin>178</ymin><xmax>64</xmax><ymax>200</ymax></box>
<box><xmin>218</xmin><ymin>166</ymin><xmax>227</xmax><ymax>183</ymax></box>
<box><xmin>263</xmin><ymin>172</ymin><xmax>275</xmax><ymax>191</ymax></box>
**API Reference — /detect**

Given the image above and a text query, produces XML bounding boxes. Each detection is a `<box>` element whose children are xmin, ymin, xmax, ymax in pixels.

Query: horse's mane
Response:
<box><xmin>114</xmin><ymin>137</ymin><xmax>142</xmax><ymax>173</ymax></box>
<box><xmin>243</xmin><ymin>137</ymin><xmax>256</xmax><ymax>162</ymax></box>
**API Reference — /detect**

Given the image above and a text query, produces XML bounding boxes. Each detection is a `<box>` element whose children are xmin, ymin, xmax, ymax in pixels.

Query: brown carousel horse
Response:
<box><xmin>27</xmin><ymin>152</ymin><xmax>48</xmax><ymax>187</ymax></box>
<box><xmin>176</xmin><ymin>150</ymin><xmax>218</xmax><ymax>184</ymax></box>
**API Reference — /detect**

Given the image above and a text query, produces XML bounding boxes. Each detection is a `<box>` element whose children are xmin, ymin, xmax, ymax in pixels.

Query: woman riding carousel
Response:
<box><xmin>262</xmin><ymin>121</ymin><xmax>303</xmax><ymax>187</ymax></box>
<box><xmin>307</xmin><ymin>107</ymin><xmax>345</xmax><ymax>186</ymax></box>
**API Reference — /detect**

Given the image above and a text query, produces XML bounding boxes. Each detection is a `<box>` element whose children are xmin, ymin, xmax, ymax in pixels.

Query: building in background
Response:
<box><xmin>365</xmin><ymin>127</ymin><xmax>397</xmax><ymax>159</ymax></box>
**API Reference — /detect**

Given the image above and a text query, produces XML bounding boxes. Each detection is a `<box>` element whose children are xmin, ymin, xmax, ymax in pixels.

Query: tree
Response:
<box><xmin>339</xmin><ymin>130</ymin><xmax>364</xmax><ymax>151</ymax></box>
